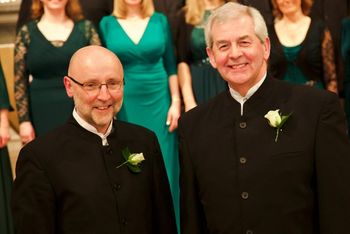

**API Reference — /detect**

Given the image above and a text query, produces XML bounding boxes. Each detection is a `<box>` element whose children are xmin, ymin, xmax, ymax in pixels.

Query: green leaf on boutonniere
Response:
<box><xmin>279</xmin><ymin>113</ymin><xmax>292</xmax><ymax>128</ymax></box>
<box><xmin>116</xmin><ymin>147</ymin><xmax>145</xmax><ymax>173</ymax></box>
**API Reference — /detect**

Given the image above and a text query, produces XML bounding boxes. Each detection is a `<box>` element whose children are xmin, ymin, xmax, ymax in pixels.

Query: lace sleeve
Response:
<box><xmin>14</xmin><ymin>24</ymin><xmax>31</xmax><ymax>123</ymax></box>
<box><xmin>85</xmin><ymin>20</ymin><xmax>101</xmax><ymax>46</ymax></box>
<box><xmin>322</xmin><ymin>29</ymin><xmax>337</xmax><ymax>85</ymax></box>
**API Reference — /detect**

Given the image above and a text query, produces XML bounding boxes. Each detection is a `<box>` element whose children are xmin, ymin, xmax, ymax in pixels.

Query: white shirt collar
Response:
<box><xmin>229</xmin><ymin>73</ymin><xmax>267</xmax><ymax>115</ymax></box>
<box><xmin>73</xmin><ymin>109</ymin><xmax>113</xmax><ymax>146</ymax></box>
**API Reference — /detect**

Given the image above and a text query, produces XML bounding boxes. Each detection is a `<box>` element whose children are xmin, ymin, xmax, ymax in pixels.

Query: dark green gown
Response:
<box><xmin>15</xmin><ymin>20</ymin><xmax>100</xmax><ymax>136</ymax></box>
<box><xmin>189</xmin><ymin>11</ymin><xmax>227</xmax><ymax>104</ymax></box>
<box><xmin>282</xmin><ymin>45</ymin><xmax>324</xmax><ymax>89</ymax></box>
<box><xmin>100</xmin><ymin>12</ymin><xmax>180</xmax><ymax>230</ymax></box>
<box><xmin>177</xmin><ymin>10</ymin><xmax>227</xmax><ymax>105</ymax></box>
<box><xmin>0</xmin><ymin>61</ymin><xmax>15</xmax><ymax>234</ymax></box>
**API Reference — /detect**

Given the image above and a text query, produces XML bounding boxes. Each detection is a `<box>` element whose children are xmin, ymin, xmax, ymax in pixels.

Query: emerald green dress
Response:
<box><xmin>100</xmin><ymin>12</ymin><xmax>180</xmax><ymax>230</ymax></box>
<box><xmin>283</xmin><ymin>45</ymin><xmax>324</xmax><ymax>89</ymax></box>
<box><xmin>0</xmin><ymin>61</ymin><xmax>15</xmax><ymax>234</ymax></box>
<box><xmin>15</xmin><ymin>20</ymin><xmax>100</xmax><ymax>136</ymax></box>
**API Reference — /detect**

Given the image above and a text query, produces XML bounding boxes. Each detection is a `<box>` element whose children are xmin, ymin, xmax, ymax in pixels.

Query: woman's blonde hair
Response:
<box><xmin>31</xmin><ymin>0</ymin><xmax>84</xmax><ymax>21</ymax></box>
<box><xmin>184</xmin><ymin>0</ymin><xmax>236</xmax><ymax>26</ymax></box>
<box><xmin>183</xmin><ymin>0</ymin><xmax>205</xmax><ymax>25</ymax></box>
<box><xmin>271</xmin><ymin>0</ymin><xmax>313</xmax><ymax>19</ymax></box>
<box><xmin>113</xmin><ymin>0</ymin><xmax>154</xmax><ymax>18</ymax></box>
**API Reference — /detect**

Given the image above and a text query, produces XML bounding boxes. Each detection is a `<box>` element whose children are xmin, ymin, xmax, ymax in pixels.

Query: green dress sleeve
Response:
<box><xmin>76</xmin><ymin>20</ymin><xmax>102</xmax><ymax>46</ymax></box>
<box><xmin>98</xmin><ymin>16</ymin><xmax>107</xmax><ymax>47</ymax></box>
<box><xmin>158</xmin><ymin>13</ymin><xmax>177</xmax><ymax>77</ymax></box>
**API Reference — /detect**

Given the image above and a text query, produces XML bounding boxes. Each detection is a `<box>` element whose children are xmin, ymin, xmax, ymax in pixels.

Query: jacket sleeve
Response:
<box><xmin>12</xmin><ymin>144</ymin><xmax>56</xmax><ymax>234</ymax></box>
<box><xmin>315</xmin><ymin>92</ymin><xmax>350</xmax><ymax>233</ymax></box>
<box><xmin>178</xmin><ymin>119</ymin><xmax>209</xmax><ymax>234</ymax></box>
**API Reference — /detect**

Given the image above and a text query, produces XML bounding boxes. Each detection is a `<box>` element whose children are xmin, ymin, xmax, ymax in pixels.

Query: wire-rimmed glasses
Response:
<box><xmin>66</xmin><ymin>75</ymin><xmax>124</xmax><ymax>96</ymax></box>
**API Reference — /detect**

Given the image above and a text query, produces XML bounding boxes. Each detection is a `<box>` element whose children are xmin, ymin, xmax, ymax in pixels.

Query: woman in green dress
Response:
<box><xmin>269</xmin><ymin>0</ymin><xmax>338</xmax><ymax>94</ymax></box>
<box><xmin>15</xmin><ymin>0</ymin><xmax>100</xmax><ymax>144</ymax></box>
<box><xmin>100</xmin><ymin>0</ymin><xmax>181</xmax><ymax>230</ymax></box>
<box><xmin>0</xmin><ymin>61</ymin><xmax>15</xmax><ymax>234</ymax></box>
<box><xmin>177</xmin><ymin>0</ymin><xmax>230</xmax><ymax>112</ymax></box>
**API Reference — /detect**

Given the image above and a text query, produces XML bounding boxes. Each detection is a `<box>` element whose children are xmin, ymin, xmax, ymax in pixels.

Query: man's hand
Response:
<box><xmin>19</xmin><ymin>121</ymin><xmax>35</xmax><ymax>144</ymax></box>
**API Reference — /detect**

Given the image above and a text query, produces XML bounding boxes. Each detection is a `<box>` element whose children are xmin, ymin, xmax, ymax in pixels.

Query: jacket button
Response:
<box><xmin>239</xmin><ymin>122</ymin><xmax>247</xmax><ymax>129</ymax></box>
<box><xmin>239</xmin><ymin>157</ymin><xmax>247</xmax><ymax>164</ymax></box>
<box><xmin>122</xmin><ymin>218</ymin><xmax>127</xmax><ymax>225</ymax></box>
<box><xmin>113</xmin><ymin>183</ymin><xmax>121</xmax><ymax>191</ymax></box>
<box><xmin>241</xmin><ymin>192</ymin><xmax>249</xmax><ymax>199</ymax></box>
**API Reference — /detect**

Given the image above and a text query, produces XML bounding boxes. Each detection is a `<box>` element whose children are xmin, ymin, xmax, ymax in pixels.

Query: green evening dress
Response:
<box><xmin>100</xmin><ymin>12</ymin><xmax>180</xmax><ymax>230</ymax></box>
<box><xmin>282</xmin><ymin>45</ymin><xmax>324</xmax><ymax>89</ymax></box>
<box><xmin>0</xmin><ymin>61</ymin><xmax>15</xmax><ymax>234</ymax></box>
<box><xmin>189</xmin><ymin>11</ymin><xmax>227</xmax><ymax>104</ymax></box>
<box><xmin>15</xmin><ymin>20</ymin><xmax>100</xmax><ymax>136</ymax></box>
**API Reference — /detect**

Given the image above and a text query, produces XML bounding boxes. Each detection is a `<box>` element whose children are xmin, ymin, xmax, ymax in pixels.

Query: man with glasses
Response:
<box><xmin>12</xmin><ymin>45</ymin><xmax>177</xmax><ymax>234</ymax></box>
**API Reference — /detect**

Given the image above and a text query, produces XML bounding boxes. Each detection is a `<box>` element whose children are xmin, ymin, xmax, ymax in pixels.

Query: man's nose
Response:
<box><xmin>229</xmin><ymin>45</ymin><xmax>242</xmax><ymax>58</ymax></box>
<box><xmin>97</xmin><ymin>84</ymin><xmax>111</xmax><ymax>100</ymax></box>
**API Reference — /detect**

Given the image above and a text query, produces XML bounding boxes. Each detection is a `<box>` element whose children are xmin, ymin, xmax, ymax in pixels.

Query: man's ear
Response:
<box><xmin>63</xmin><ymin>76</ymin><xmax>74</xmax><ymax>98</ymax></box>
<box><xmin>263</xmin><ymin>37</ymin><xmax>271</xmax><ymax>61</ymax></box>
<box><xmin>206</xmin><ymin>47</ymin><xmax>217</xmax><ymax>69</ymax></box>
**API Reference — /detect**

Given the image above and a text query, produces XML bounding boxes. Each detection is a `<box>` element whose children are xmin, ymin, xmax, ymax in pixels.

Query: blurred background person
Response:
<box><xmin>16</xmin><ymin>0</ymin><xmax>184</xmax><ymax>36</ymax></box>
<box><xmin>14</xmin><ymin>0</ymin><xmax>101</xmax><ymax>144</ymax></box>
<box><xmin>341</xmin><ymin>16</ymin><xmax>350</xmax><ymax>137</ymax></box>
<box><xmin>154</xmin><ymin>0</ymin><xmax>184</xmax><ymax>43</ymax></box>
<box><xmin>268</xmin><ymin>0</ymin><xmax>338</xmax><ymax>93</ymax></box>
<box><xmin>16</xmin><ymin>0</ymin><xmax>114</xmax><ymax>30</ymax></box>
<box><xmin>310</xmin><ymin>0</ymin><xmax>349</xmax><ymax>95</ymax></box>
<box><xmin>176</xmin><ymin>0</ymin><xmax>231</xmax><ymax>111</ymax></box>
<box><xmin>239</xmin><ymin>0</ymin><xmax>274</xmax><ymax>25</ymax></box>
<box><xmin>99</xmin><ymin>0</ymin><xmax>181</xmax><ymax>230</ymax></box>
<box><xmin>0</xmin><ymin>61</ymin><xmax>15</xmax><ymax>234</ymax></box>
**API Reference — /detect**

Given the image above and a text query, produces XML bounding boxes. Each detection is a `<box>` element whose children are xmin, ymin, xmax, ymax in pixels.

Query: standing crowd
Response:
<box><xmin>0</xmin><ymin>0</ymin><xmax>350</xmax><ymax>233</ymax></box>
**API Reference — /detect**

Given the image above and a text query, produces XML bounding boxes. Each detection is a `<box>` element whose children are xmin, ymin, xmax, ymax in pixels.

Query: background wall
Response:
<box><xmin>0</xmin><ymin>0</ymin><xmax>20</xmax><ymax>44</ymax></box>
<box><xmin>0</xmin><ymin>0</ymin><xmax>21</xmax><ymax>177</ymax></box>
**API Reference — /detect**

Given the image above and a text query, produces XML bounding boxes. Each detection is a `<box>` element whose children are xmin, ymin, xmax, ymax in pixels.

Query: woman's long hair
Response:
<box><xmin>113</xmin><ymin>0</ymin><xmax>154</xmax><ymax>19</ymax></box>
<box><xmin>184</xmin><ymin>0</ymin><xmax>235</xmax><ymax>25</ymax></box>
<box><xmin>31</xmin><ymin>0</ymin><xmax>84</xmax><ymax>21</ymax></box>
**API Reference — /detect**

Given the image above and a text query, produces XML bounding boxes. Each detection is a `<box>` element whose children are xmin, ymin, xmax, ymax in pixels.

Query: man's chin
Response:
<box><xmin>92</xmin><ymin>113</ymin><xmax>114</xmax><ymax>125</ymax></box>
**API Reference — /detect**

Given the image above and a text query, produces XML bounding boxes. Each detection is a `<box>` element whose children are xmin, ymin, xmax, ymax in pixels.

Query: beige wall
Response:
<box><xmin>0</xmin><ymin>1</ymin><xmax>21</xmax><ymax>176</ymax></box>
<box><xmin>0</xmin><ymin>1</ymin><xmax>20</xmax><ymax>128</ymax></box>
<box><xmin>0</xmin><ymin>1</ymin><xmax>20</xmax><ymax>44</ymax></box>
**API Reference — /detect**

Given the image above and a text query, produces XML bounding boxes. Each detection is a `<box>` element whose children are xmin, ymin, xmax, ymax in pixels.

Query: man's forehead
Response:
<box><xmin>214</xmin><ymin>34</ymin><xmax>252</xmax><ymax>43</ymax></box>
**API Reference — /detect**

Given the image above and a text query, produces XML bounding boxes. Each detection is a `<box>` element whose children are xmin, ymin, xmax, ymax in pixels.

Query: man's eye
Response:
<box><xmin>240</xmin><ymin>41</ymin><xmax>251</xmax><ymax>47</ymax></box>
<box><xmin>218</xmin><ymin>44</ymin><xmax>228</xmax><ymax>50</ymax></box>
<box><xmin>84</xmin><ymin>82</ymin><xmax>99</xmax><ymax>89</ymax></box>
<box><xmin>107</xmin><ymin>81</ymin><xmax>119</xmax><ymax>86</ymax></box>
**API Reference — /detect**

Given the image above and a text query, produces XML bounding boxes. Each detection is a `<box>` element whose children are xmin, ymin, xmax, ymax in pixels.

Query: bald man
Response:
<box><xmin>12</xmin><ymin>46</ymin><xmax>177</xmax><ymax>234</ymax></box>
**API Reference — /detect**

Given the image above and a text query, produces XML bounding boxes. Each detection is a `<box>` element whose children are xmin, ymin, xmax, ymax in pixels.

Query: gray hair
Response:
<box><xmin>205</xmin><ymin>2</ymin><xmax>268</xmax><ymax>48</ymax></box>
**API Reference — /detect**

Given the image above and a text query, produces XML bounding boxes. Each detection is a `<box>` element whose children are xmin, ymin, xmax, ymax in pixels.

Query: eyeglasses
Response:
<box><xmin>67</xmin><ymin>75</ymin><xmax>124</xmax><ymax>95</ymax></box>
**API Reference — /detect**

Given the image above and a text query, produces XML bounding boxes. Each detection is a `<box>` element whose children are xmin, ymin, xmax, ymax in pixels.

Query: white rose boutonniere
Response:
<box><xmin>116</xmin><ymin>148</ymin><xmax>145</xmax><ymax>173</ymax></box>
<box><xmin>264</xmin><ymin>109</ymin><xmax>292</xmax><ymax>142</ymax></box>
